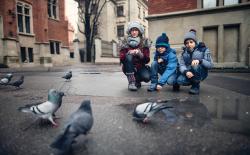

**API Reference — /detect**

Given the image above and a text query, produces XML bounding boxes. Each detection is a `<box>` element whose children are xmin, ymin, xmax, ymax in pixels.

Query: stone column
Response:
<box><xmin>2</xmin><ymin>38</ymin><xmax>20</xmax><ymax>68</ymax></box>
<box><xmin>218</xmin><ymin>25</ymin><xmax>224</xmax><ymax>63</ymax></box>
<box><xmin>218</xmin><ymin>0</ymin><xmax>224</xmax><ymax>6</ymax></box>
<box><xmin>73</xmin><ymin>39</ymin><xmax>80</xmax><ymax>63</ymax></box>
<box><xmin>248</xmin><ymin>46</ymin><xmax>250</xmax><ymax>67</ymax></box>
<box><xmin>112</xmin><ymin>40</ymin><xmax>117</xmax><ymax>57</ymax></box>
<box><xmin>94</xmin><ymin>38</ymin><xmax>102</xmax><ymax>63</ymax></box>
<box><xmin>197</xmin><ymin>0</ymin><xmax>202</xmax><ymax>9</ymax></box>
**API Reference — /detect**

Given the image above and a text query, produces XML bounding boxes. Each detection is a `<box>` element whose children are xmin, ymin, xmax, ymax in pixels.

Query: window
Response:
<box><xmin>117</xmin><ymin>6</ymin><xmax>124</xmax><ymax>17</ymax></box>
<box><xmin>28</xmin><ymin>48</ymin><xmax>33</xmax><ymax>62</ymax></box>
<box><xmin>138</xmin><ymin>6</ymin><xmax>141</xmax><ymax>18</ymax></box>
<box><xmin>202</xmin><ymin>0</ymin><xmax>218</xmax><ymax>8</ymax></box>
<box><xmin>70</xmin><ymin>52</ymin><xmax>74</xmax><ymax>58</ymax></box>
<box><xmin>48</xmin><ymin>0</ymin><xmax>58</xmax><ymax>19</ymax></box>
<box><xmin>224</xmin><ymin>0</ymin><xmax>240</xmax><ymax>5</ymax></box>
<box><xmin>50</xmin><ymin>41</ymin><xmax>60</xmax><ymax>54</ymax></box>
<box><xmin>117</xmin><ymin>25</ymin><xmax>124</xmax><ymax>37</ymax></box>
<box><xmin>20</xmin><ymin>47</ymin><xmax>33</xmax><ymax>63</ymax></box>
<box><xmin>17</xmin><ymin>2</ymin><xmax>32</xmax><ymax>34</ymax></box>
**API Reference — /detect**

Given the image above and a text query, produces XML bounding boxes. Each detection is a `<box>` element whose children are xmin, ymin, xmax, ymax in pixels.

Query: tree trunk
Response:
<box><xmin>85</xmin><ymin>0</ymin><xmax>92</xmax><ymax>62</ymax></box>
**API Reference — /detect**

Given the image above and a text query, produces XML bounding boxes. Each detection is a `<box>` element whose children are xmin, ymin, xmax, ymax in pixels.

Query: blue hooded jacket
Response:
<box><xmin>153</xmin><ymin>47</ymin><xmax>177</xmax><ymax>85</ymax></box>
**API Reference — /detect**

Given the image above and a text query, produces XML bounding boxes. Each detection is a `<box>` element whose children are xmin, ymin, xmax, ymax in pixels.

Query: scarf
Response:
<box><xmin>127</xmin><ymin>36</ymin><xmax>141</xmax><ymax>48</ymax></box>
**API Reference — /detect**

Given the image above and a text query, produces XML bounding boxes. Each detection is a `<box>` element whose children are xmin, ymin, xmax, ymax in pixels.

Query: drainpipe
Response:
<box><xmin>128</xmin><ymin>0</ymin><xmax>130</xmax><ymax>22</ymax></box>
<box><xmin>248</xmin><ymin>45</ymin><xmax>250</xmax><ymax>67</ymax></box>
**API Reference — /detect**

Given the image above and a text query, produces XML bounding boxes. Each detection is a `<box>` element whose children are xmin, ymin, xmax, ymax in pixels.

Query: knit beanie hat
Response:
<box><xmin>127</xmin><ymin>21</ymin><xmax>144</xmax><ymax>35</ymax></box>
<box><xmin>184</xmin><ymin>29</ymin><xmax>197</xmax><ymax>44</ymax></box>
<box><xmin>155</xmin><ymin>33</ymin><xmax>169</xmax><ymax>48</ymax></box>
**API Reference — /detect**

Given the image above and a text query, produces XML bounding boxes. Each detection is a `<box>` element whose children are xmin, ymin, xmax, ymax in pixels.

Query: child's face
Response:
<box><xmin>130</xmin><ymin>28</ymin><xmax>140</xmax><ymax>37</ymax></box>
<box><xmin>157</xmin><ymin>47</ymin><xmax>166</xmax><ymax>53</ymax></box>
<box><xmin>185</xmin><ymin>39</ymin><xmax>196</xmax><ymax>51</ymax></box>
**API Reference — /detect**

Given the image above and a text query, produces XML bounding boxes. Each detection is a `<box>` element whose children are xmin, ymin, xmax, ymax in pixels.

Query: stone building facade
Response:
<box><xmin>0</xmin><ymin>0</ymin><xmax>71</xmax><ymax>68</ymax></box>
<box><xmin>147</xmin><ymin>0</ymin><xmax>250</xmax><ymax>68</ymax></box>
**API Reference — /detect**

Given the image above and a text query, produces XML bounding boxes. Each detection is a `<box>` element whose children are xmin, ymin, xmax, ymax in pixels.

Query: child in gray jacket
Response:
<box><xmin>177</xmin><ymin>29</ymin><xmax>213</xmax><ymax>94</ymax></box>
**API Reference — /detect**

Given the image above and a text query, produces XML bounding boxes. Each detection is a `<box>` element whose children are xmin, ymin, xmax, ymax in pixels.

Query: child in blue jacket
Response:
<box><xmin>148</xmin><ymin>33</ymin><xmax>179</xmax><ymax>92</ymax></box>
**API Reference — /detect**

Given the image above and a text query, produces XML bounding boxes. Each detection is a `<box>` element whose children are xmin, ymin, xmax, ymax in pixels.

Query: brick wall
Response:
<box><xmin>0</xmin><ymin>0</ymin><xmax>18</xmax><ymax>38</ymax></box>
<box><xmin>0</xmin><ymin>0</ymin><xmax>69</xmax><ymax>47</ymax></box>
<box><xmin>48</xmin><ymin>0</ymin><xmax>69</xmax><ymax>47</ymax></box>
<box><xmin>148</xmin><ymin>0</ymin><xmax>197</xmax><ymax>15</ymax></box>
<box><xmin>33</xmin><ymin>0</ymin><xmax>49</xmax><ymax>43</ymax></box>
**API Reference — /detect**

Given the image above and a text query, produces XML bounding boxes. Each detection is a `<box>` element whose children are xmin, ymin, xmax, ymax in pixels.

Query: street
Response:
<box><xmin>0</xmin><ymin>65</ymin><xmax>250</xmax><ymax>155</ymax></box>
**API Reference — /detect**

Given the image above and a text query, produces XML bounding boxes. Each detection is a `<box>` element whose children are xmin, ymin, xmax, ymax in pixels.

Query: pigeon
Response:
<box><xmin>133</xmin><ymin>102</ymin><xmax>172</xmax><ymax>123</ymax></box>
<box><xmin>8</xmin><ymin>75</ymin><xmax>24</xmax><ymax>88</ymax></box>
<box><xmin>18</xmin><ymin>89</ymin><xmax>65</xmax><ymax>126</ymax></box>
<box><xmin>50</xmin><ymin>100</ymin><xmax>93</xmax><ymax>153</ymax></box>
<box><xmin>0</xmin><ymin>73</ymin><xmax>13</xmax><ymax>85</ymax></box>
<box><xmin>62</xmin><ymin>71</ymin><xmax>72</xmax><ymax>81</ymax></box>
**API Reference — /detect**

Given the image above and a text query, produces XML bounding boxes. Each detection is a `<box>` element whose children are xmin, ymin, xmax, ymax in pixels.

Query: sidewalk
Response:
<box><xmin>0</xmin><ymin>64</ymin><xmax>122</xmax><ymax>73</ymax></box>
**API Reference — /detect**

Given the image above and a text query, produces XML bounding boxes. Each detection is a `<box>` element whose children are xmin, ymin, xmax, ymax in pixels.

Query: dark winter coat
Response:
<box><xmin>120</xmin><ymin>38</ymin><xmax>150</xmax><ymax>71</ymax></box>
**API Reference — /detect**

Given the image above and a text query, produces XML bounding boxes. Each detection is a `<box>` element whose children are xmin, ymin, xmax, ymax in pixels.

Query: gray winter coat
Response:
<box><xmin>179</xmin><ymin>43</ymin><xmax>213</xmax><ymax>74</ymax></box>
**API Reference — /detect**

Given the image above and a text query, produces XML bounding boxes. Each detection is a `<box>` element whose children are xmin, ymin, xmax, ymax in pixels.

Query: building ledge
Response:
<box><xmin>2</xmin><ymin>37</ymin><xmax>18</xmax><ymax>41</ymax></box>
<box><xmin>18</xmin><ymin>32</ymin><xmax>35</xmax><ymax>37</ymax></box>
<box><xmin>147</xmin><ymin>3</ymin><xmax>250</xmax><ymax>20</ymax></box>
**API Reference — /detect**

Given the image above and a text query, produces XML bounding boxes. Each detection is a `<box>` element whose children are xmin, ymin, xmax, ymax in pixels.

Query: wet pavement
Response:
<box><xmin>0</xmin><ymin>65</ymin><xmax>250</xmax><ymax>155</ymax></box>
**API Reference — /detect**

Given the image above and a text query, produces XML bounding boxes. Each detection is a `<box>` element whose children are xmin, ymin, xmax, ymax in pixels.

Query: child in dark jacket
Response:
<box><xmin>120</xmin><ymin>21</ymin><xmax>151</xmax><ymax>91</ymax></box>
<box><xmin>177</xmin><ymin>29</ymin><xmax>213</xmax><ymax>94</ymax></box>
<box><xmin>148</xmin><ymin>33</ymin><xmax>179</xmax><ymax>92</ymax></box>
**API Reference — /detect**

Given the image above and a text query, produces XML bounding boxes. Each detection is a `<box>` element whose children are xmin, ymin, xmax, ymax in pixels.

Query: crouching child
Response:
<box><xmin>177</xmin><ymin>29</ymin><xmax>214</xmax><ymax>94</ymax></box>
<box><xmin>148</xmin><ymin>33</ymin><xmax>179</xmax><ymax>92</ymax></box>
<box><xmin>120</xmin><ymin>21</ymin><xmax>151</xmax><ymax>91</ymax></box>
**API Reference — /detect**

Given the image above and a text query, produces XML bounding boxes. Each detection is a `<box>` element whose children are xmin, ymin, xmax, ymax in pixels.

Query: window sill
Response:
<box><xmin>18</xmin><ymin>32</ymin><xmax>35</xmax><ymax>37</ymax></box>
<box><xmin>48</xmin><ymin>17</ymin><xmax>60</xmax><ymax>22</ymax></box>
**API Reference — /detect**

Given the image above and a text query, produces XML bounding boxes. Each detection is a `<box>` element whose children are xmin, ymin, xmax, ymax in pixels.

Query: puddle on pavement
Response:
<box><xmin>120</xmin><ymin>97</ymin><xmax>250</xmax><ymax>136</ymax></box>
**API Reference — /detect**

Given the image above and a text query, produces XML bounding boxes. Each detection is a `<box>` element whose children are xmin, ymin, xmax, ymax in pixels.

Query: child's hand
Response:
<box><xmin>186</xmin><ymin>71</ymin><xmax>194</xmax><ymax>78</ymax></box>
<box><xmin>135</xmin><ymin>49</ymin><xmax>144</xmax><ymax>58</ymax></box>
<box><xmin>156</xmin><ymin>85</ymin><xmax>162</xmax><ymax>90</ymax></box>
<box><xmin>191</xmin><ymin>60</ymin><xmax>199</xmax><ymax>66</ymax></box>
<box><xmin>158</xmin><ymin>58</ymin><xmax>163</xmax><ymax>63</ymax></box>
<box><xmin>128</xmin><ymin>50</ymin><xmax>136</xmax><ymax>55</ymax></box>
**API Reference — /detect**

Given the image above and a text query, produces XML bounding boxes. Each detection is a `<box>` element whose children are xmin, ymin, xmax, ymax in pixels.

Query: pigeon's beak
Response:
<box><xmin>143</xmin><ymin>117</ymin><xmax>149</xmax><ymax>123</ymax></box>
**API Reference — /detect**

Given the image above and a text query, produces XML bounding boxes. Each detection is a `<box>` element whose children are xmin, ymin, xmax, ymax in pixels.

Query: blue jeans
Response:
<box><xmin>177</xmin><ymin>65</ymin><xmax>208</xmax><ymax>85</ymax></box>
<box><xmin>150</xmin><ymin>61</ymin><xmax>177</xmax><ymax>86</ymax></box>
<box><xmin>123</xmin><ymin>54</ymin><xmax>150</xmax><ymax>83</ymax></box>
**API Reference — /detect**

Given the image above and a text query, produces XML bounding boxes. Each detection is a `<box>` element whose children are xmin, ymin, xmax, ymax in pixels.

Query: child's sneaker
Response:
<box><xmin>128</xmin><ymin>82</ymin><xmax>138</xmax><ymax>91</ymax></box>
<box><xmin>189</xmin><ymin>83</ymin><xmax>200</xmax><ymax>94</ymax></box>
<box><xmin>147</xmin><ymin>83</ymin><xmax>157</xmax><ymax>92</ymax></box>
<box><xmin>135</xmin><ymin>82</ymin><xmax>141</xmax><ymax>88</ymax></box>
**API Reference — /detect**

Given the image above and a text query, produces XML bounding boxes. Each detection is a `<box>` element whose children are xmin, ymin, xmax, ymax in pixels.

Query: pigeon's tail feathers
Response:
<box><xmin>146</xmin><ymin>104</ymin><xmax>173</xmax><ymax>118</ymax></box>
<box><xmin>18</xmin><ymin>106</ymin><xmax>32</xmax><ymax>113</ymax></box>
<box><xmin>50</xmin><ymin>125</ymin><xmax>75</xmax><ymax>150</ymax></box>
<box><xmin>156</xmin><ymin>104</ymin><xmax>173</xmax><ymax>112</ymax></box>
